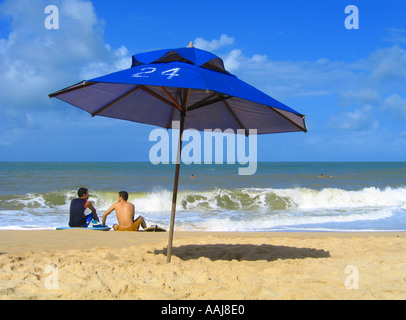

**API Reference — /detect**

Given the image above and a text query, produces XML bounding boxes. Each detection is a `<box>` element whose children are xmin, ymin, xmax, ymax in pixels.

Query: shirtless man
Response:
<box><xmin>102</xmin><ymin>191</ymin><xmax>147</xmax><ymax>231</ymax></box>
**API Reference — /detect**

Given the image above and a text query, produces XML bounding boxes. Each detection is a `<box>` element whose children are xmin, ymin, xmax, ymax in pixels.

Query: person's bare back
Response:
<box><xmin>114</xmin><ymin>200</ymin><xmax>135</xmax><ymax>229</ymax></box>
<box><xmin>102</xmin><ymin>191</ymin><xmax>147</xmax><ymax>231</ymax></box>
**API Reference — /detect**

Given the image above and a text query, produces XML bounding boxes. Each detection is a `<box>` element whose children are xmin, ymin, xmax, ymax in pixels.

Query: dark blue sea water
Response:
<box><xmin>0</xmin><ymin>162</ymin><xmax>405</xmax><ymax>231</ymax></box>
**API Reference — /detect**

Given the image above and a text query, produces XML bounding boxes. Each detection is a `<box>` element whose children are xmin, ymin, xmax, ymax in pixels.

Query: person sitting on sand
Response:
<box><xmin>69</xmin><ymin>187</ymin><xmax>100</xmax><ymax>227</ymax></box>
<box><xmin>102</xmin><ymin>191</ymin><xmax>147</xmax><ymax>231</ymax></box>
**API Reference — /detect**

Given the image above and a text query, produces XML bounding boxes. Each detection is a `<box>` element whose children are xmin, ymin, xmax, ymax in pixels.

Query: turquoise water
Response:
<box><xmin>1</xmin><ymin>162</ymin><xmax>406</xmax><ymax>231</ymax></box>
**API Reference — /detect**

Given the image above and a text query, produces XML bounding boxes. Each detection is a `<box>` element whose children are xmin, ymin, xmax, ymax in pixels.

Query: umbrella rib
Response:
<box><xmin>182</xmin><ymin>88</ymin><xmax>190</xmax><ymax>110</ymax></box>
<box><xmin>165</xmin><ymin>88</ymin><xmax>189</xmax><ymax>129</ymax></box>
<box><xmin>160</xmin><ymin>87</ymin><xmax>183</xmax><ymax>111</ymax></box>
<box><xmin>222</xmin><ymin>100</ymin><xmax>248</xmax><ymax>136</ymax></box>
<box><xmin>265</xmin><ymin>106</ymin><xmax>307</xmax><ymax>133</ymax></box>
<box><xmin>166</xmin><ymin>108</ymin><xmax>175</xmax><ymax>129</ymax></box>
<box><xmin>138</xmin><ymin>85</ymin><xmax>180</xmax><ymax>111</ymax></box>
<box><xmin>187</xmin><ymin>93</ymin><xmax>217</xmax><ymax>111</ymax></box>
<box><xmin>91</xmin><ymin>86</ymin><xmax>141</xmax><ymax>117</ymax></box>
<box><xmin>48</xmin><ymin>81</ymin><xmax>97</xmax><ymax>98</ymax></box>
<box><xmin>188</xmin><ymin>94</ymin><xmax>232</xmax><ymax>112</ymax></box>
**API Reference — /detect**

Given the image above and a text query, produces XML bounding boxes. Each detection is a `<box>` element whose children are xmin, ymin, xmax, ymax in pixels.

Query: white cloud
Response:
<box><xmin>383</xmin><ymin>28</ymin><xmax>406</xmax><ymax>43</ymax></box>
<box><xmin>225</xmin><ymin>41</ymin><xmax>406</xmax><ymax>130</ymax></box>
<box><xmin>368</xmin><ymin>45</ymin><xmax>406</xmax><ymax>84</ymax></box>
<box><xmin>251</xmin><ymin>54</ymin><xmax>267</xmax><ymax>64</ymax></box>
<box><xmin>327</xmin><ymin>105</ymin><xmax>379</xmax><ymax>132</ymax></box>
<box><xmin>79</xmin><ymin>45</ymin><xmax>131</xmax><ymax>79</ymax></box>
<box><xmin>0</xmin><ymin>141</ymin><xmax>12</xmax><ymax>146</ymax></box>
<box><xmin>222</xmin><ymin>49</ymin><xmax>242</xmax><ymax>72</ymax></box>
<box><xmin>191</xmin><ymin>36</ymin><xmax>352</xmax><ymax>99</ymax></box>
<box><xmin>0</xmin><ymin>0</ymin><xmax>130</xmax><ymax>109</ymax></box>
<box><xmin>189</xmin><ymin>36</ymin><xmax>406</xmax><ymax>135</ymax></box>
<box><xmin>383</xmin><ymin>94</ymin><xmax>406</xmax><ymax>121</ymax></box>
<box><xmin>339</xmin><ymin>89</ymin><xmax>383</xmax><ymax>107</ymax></box>
<box><xmin>2</xmin><ymin>10</ymin><xmax>406</xmax><ymax>141</ymax></box>
<box><xmin>194</xmin><ymin>34</ymin><xmax>234</xmax><ymax>51</ymax></box>
<box><xmin>219</xmin><ymin>49</ymin><xmax>353</xmax><ymax>99</ymax></box>
<box><xmin>207</xmin><ymin>40</ymin><xmax>406</xmax><ymax>103</ymax></box>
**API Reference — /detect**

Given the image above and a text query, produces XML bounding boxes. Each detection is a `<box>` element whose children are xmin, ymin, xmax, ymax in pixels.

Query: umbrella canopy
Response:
<box><xmin>49</xmin><ymin>44</ymin><xmax>307</xmax><ymax>262</ymax></box>
<box><xmin>50</xmin><ymin>46</ymin><xmax>306</xmax><ymax>134</ymax></box>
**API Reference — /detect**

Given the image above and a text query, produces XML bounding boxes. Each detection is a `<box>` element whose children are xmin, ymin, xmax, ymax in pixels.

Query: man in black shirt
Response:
<box><xmin>69</xmin><ymin>187</ymin><xmax>100</xmax><ymax>227</ymax></box>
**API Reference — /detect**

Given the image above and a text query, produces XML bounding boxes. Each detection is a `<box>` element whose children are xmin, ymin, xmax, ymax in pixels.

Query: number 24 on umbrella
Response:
<box><xmin>132</xmin><ymin>67</ymin><xmax>180</xmax><ymax>80</ymax></box>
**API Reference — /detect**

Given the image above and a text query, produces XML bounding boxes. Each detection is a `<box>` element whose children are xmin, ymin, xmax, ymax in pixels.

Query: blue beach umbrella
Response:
<box><xmin>49</xmin><ymin>43</ymin><xmax>307</xmax><ymax>262</ymax></box>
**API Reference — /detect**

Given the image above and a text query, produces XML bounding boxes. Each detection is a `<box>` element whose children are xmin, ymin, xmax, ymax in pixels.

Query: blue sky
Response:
<box><xmin>1</xmin><ymin>0</ymin><xmax>406</xmax><ymax>162</ymax></box>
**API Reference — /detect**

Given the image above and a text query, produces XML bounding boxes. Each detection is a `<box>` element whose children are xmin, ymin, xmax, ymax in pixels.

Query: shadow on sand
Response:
<box><xmin>153</xmin><ymin>243</ymin><xmax>330</xmax><ymax>262</ymax></box>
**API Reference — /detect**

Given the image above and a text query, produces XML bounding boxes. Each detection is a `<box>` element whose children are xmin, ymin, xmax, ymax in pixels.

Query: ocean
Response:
<box><xmin>0</xmin><ymin>162</ymin><xmax>405</xmax><ymax>232</ymax></box>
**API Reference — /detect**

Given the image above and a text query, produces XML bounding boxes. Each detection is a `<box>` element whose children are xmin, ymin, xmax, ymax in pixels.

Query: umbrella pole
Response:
<box><xmin>167</xmin><ymin>111</ymin><xmax>186</xmax><ymax>263</ymax></box>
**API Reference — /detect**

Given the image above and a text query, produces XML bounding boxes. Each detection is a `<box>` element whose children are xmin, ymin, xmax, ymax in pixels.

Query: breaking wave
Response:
<box><xmin>1</xmin><ymin>186</ymin><xmax>405</xmax><ymax>231</ymax></box>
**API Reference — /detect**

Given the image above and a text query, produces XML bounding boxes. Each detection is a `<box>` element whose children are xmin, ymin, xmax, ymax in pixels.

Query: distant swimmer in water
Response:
<box><xmin>319</xmin><ymin>173</ymin><xmax>333</xmax><ymax>178</ymax></box>
<box><xmin>190</xmin><ymin>174</ymin><xmax>195</xmax><ymax>179</ymax></box>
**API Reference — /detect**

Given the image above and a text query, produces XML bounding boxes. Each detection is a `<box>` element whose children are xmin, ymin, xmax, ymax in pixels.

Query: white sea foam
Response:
<box><xmin>270</xmin><ymin>186</ymin><xmax>406</xmax><ymax>210</ymax></box>
<box><xmin>133</xmin><ymin>186</ymin><xmax>406</xmax><ymax>214</ymax></box>
<box><xmin>1</xmin><ymin>186</ymin><xmax>405</xmax><ymax>231</ymax></box>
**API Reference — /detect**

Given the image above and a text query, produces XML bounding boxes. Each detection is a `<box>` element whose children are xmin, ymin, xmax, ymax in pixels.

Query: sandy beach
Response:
<box><xmin>0</xmin><ymin>230</ymin><xmax>405</xmax><ymax>300</ymax></box>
